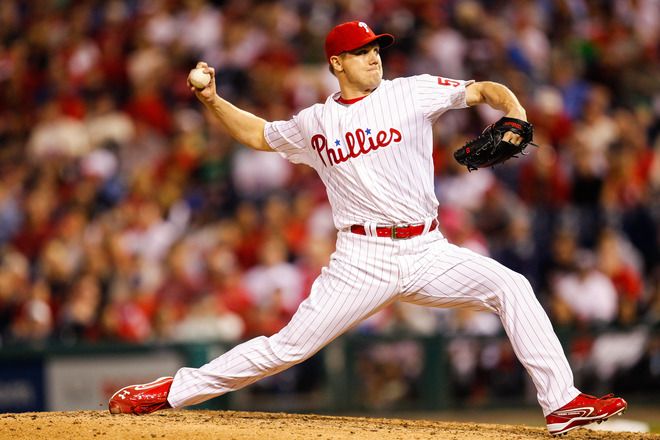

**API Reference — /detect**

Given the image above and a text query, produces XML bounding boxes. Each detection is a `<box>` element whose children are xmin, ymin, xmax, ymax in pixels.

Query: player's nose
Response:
<box><xmin>367</xmin><ymin>48</ymin><xmax>379</xmax><ymax>63</ymax></box>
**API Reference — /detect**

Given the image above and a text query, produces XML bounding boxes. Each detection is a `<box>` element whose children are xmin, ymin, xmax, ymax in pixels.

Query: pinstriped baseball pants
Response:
<box><xmin>168</xmin><ymin>229</ymin><xmax>580</xmax><ymax>415</ymax></box>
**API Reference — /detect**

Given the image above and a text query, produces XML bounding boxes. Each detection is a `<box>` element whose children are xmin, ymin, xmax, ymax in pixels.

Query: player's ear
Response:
<box><xmin>329</xmin><ymin>55</ymin><xmax>343</xmax><ymax>73</ymax></box>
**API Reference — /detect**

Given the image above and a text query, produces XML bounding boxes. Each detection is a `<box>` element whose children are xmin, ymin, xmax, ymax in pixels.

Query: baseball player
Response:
<box><xmin>109</xmin><ymin>21</ymin><xmax>626</xmax><ymax>436</ymax></box>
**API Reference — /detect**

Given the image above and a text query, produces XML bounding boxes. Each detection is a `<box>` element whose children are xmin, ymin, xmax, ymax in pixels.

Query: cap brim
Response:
<box><xmin>374</xmin><ymin>34</ymin><xmax>394</xmax><ymax>49</ymax></box>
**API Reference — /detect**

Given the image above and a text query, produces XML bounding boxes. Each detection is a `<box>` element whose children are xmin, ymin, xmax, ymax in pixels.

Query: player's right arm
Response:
<box><xmin>188</xmin><ymin>62</ymin><xmax>273</xmax><ymax>152</ymax></box>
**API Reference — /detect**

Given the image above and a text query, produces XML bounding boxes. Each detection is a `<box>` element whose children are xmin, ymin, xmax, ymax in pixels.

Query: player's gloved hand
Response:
<box><xmin>188</xmin><ymin>61</ymin><xmax>217</xmax><ymax>105</ymax></box>
<box><xmin>453</xmin><ymin>116</ymin><xmax>537</xmax><ymax>172</ymax></box>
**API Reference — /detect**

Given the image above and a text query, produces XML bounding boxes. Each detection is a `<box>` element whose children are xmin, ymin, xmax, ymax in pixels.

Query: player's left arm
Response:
<box><xmin>465</xmin><ymin>81</ymin><xmax>527</xmax><ymax>144</ymax></box>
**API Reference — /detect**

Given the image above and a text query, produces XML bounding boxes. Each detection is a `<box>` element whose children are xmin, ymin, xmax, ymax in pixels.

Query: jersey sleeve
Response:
<box><xmin>264</xmin><ymin>113</ymin><xmax>314</xmax><ymax>166</ymax></box>
<box><xmin>415</xmin><ymin>74</ymin><xmax>474</xmax><ymax>121</ymax></box>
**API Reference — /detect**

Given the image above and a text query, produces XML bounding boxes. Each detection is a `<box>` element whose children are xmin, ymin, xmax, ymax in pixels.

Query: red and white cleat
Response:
<box><xmin>546</xmin><ymin>393</ymin><xmax>627</xmax><ymax>436</ymax></box>
<box><xmin>108</xmin><ymin>376</ymin><xmax>174</xmax><ymax>415</ymax></box>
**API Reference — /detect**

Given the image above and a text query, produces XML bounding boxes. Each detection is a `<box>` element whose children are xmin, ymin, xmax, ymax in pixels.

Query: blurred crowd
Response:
<box><xmin>0</xmin><ymin>0</ymin><xmax>659</xmax><ymax>399</ymax></box>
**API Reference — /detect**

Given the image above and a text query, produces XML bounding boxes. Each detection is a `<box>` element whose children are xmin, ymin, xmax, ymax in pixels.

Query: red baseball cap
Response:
<box><xmin>324</xmin><ymin>21</ymin><xmax>394</xmax><ymax>62</ymax></box>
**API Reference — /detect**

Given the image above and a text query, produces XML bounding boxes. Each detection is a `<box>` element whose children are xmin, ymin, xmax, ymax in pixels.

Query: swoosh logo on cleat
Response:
<box><xmin>552</xmin><ymin>407</ymin><xmax>595</xmax><ymax>418</ymax></box>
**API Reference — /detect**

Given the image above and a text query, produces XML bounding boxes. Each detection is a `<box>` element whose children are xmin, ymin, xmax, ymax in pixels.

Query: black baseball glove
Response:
<box><xmin>453</xmin><ymin>117</ymin><xmax>536</xmax><ymax>172</ymax></box>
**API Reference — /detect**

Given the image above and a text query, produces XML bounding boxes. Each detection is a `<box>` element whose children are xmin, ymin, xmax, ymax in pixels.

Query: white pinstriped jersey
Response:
<box><xmin>264</xmin><ymin>74</ymin><xmax>472</xmax><ymax>229</ymax></box>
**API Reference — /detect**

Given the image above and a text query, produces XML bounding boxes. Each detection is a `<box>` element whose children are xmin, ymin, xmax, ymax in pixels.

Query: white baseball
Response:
<box><xmin>189</xmin><ymin>68</ymin><xmax>211</xmax><ymax>89</ymax></box>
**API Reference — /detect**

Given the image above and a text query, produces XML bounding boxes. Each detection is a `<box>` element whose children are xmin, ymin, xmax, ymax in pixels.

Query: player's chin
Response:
<box><xmin>366</xmin><ymin>73</ymin><xmax>382</xmax><ymax>88</ymax></box>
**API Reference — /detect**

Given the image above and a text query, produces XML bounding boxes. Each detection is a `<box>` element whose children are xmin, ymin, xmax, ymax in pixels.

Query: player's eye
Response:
<box><xmin>351</xmin><ymin>45</ymin><xmax>378</xmax><ymax>56</ymax></box>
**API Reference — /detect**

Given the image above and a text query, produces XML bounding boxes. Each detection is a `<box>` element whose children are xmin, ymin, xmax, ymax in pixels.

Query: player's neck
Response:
<box><xmin>337</xmin><ymin>86</ymin><xmax>375</xmax><ymax>103</ymax></box>
<box><xmin>336</xmin><ymin>71</ymin><xmax>381</xmax><ymax>101</ymax></box>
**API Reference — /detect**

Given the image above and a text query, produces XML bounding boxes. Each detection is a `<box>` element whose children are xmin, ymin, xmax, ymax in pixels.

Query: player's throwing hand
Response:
<box><xmin>187</xmin><ymin>62</ymin><xmax>216</xmax><ymax>103</ymax></box>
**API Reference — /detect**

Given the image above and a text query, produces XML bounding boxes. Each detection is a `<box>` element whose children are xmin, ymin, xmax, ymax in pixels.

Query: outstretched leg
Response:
<box><xmin>110</xmin><ymin>233</ymin><xmax>400</xmax><ymax>412</ymax></box>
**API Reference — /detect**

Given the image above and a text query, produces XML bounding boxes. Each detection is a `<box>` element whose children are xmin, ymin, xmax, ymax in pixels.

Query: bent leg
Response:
<box><xmin>402</xmin><ymin>238</ymin><xmax>579</xmax><ymax>415</ymax></box>
<box><xmin>168</xmin><ymin>233</ymin><xmax>399</xmax><ymax>408</ymax></box>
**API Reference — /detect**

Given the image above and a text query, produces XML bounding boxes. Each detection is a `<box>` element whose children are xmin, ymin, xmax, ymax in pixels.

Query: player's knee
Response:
<box><xmin>266</xmin><ymin>335</ymin><xmax>311</xmax><ymax>366</ymax></box>
<box><xmin>504</xmin><ymin>269</ymin><xmax>535</xmax><ymax>297</ymax></box>
<box><xmin>488</xmin><ymin>267</ymin><xmax>532</xmax><ymax>298</ymax></box>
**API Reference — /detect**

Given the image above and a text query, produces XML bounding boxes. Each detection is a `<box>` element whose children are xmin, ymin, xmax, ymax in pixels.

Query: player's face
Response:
<box><xmin>338</xmin><ymin>43</ymin><xmax>383</xmax><ymax>92</ymax></box>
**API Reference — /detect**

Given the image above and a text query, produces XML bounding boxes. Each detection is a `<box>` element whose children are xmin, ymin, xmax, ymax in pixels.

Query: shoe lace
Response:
<box><xmin>582</xmin><ymin>393</ymin><xmax>614</xmax><ymax>400</ymax></box>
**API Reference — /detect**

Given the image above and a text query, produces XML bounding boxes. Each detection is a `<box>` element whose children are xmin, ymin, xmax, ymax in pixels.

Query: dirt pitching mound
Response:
<box><xmin>1</xmin><ymin>410</ymin><xmax>658</xmax><ymax>440</ymax></box>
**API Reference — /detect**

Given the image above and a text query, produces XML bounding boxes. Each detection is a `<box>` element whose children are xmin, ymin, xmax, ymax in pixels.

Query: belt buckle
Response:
<box><xmin>391</xmin><ymin>224</ymin><xmax>410</xmax><ymax>240</ymax></box>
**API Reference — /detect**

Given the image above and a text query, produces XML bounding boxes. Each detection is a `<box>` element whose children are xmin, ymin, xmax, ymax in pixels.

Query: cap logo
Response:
<box><xmin>358</xmin><ymin>22</ymin><xmax>370</xmax><ymax>33</ymax></box>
